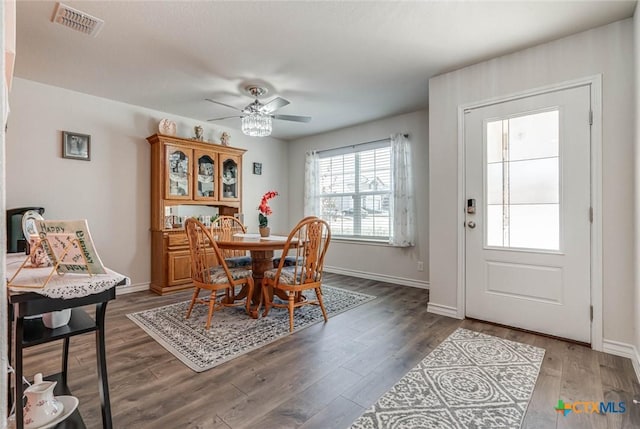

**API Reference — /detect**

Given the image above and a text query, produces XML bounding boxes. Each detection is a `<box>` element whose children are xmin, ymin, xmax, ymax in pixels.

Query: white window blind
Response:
<box><xmin>318</xmin><ymin>142</ymin><xmax>392</xmax><ymax>240</ymax></box>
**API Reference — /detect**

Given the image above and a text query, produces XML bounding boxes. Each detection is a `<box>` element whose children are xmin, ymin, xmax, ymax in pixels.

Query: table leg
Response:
<box><xmin>95</xmin><ymin>302</ymin><xmax>112</xmax><ymax>429</ymax></box>
<box><xmin>13</xmin><ymin>306</ymin><xmax>24</xmax><ymax>429</ymax></box>
<box><xmin>247</xmin><ymin>250</ymin><xmax>274</xmax><ymax>315</ymax></box>
<box><xmin>251</xmin><ymin>251</ymin><xmax>298</xmax><ymax>302</ymax></box>
<box><xmin>250</xmin><ymin>250</ymin><xmax>274</xmax><ymax>292</ymax></box>
<box><xmin>218</xmin><ymin>247</ymin><xmax>301</xmax><ymax>316</ymax></box>
<box><xmin>62</xmin><ymin>337</ymin><xmax>70</xmax><ymax>387</ymax></box>
<box><xmin>7</xmin><ymin>304</ymin><xmax>13</xmax><ymax>411</ymax></box>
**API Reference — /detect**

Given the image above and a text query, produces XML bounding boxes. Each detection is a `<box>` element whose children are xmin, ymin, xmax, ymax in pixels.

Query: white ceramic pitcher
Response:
<box><xmin>23</xmin><ymin>373</ymin><xmax>63</xmax><ymax>428</ymax></box>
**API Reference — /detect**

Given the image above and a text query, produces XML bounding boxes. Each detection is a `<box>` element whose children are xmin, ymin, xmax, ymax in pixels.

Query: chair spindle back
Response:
<box><xmin>211</xmin><ymin>215</ymin><xmax>247</xmax><ymax>259</ymax></box>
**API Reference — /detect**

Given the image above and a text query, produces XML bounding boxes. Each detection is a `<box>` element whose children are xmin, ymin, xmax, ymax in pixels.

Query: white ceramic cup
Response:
<box><xmin>42</xmin><ymin>309</ymin><xmax>71</xmax><ymax>329</ymax></box>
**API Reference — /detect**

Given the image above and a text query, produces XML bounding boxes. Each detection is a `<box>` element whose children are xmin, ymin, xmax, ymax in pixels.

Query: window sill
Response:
<box><xmin>332</xmin><ymin>237</ymin><xmax>396</xmax><ymax>247</ymax></box>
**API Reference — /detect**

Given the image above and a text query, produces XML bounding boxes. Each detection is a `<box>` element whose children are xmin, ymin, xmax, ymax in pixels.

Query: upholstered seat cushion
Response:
<box><xmin>272</xmin><ymin>255</ymin><xmax>303</xmax><ymax>268</ymax></box>
<box><xmin>264</xmin><ymin>266</ymin><xmax>299</xmax><ymax>284</ymax></box>
<box><xmin>224</xmin><ymin>256</ymin><xmax>252</xmax><ymax>268</ymax></box>
<box><xmin>263</xmin><ymin>266</ymin><xmax>319</xmax><ymax>284</ymax></box>
<box><xmin>205</xmin><ymin>267</ymin><xmax>252</xmax><ymax>284</ymax></box>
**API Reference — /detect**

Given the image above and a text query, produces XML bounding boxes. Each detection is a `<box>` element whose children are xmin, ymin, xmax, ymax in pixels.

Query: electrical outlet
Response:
<box><xmin>417</xmin><ymin>261</ymin><xmax>424</xmax><ymax>272</ymax></box>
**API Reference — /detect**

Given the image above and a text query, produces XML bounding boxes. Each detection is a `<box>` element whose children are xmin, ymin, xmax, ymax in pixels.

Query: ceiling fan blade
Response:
<box><xmin>207</xmin><ymin>115</ymin><xmax>242</xmax><ymax>122</ymax></box>
<box><xmin>260</xmin><ymin>97</ymin><xmax>290</xmax><ymax>114</ymax></box>
<box><xmin>272</xmin><ymin>114</ymin><xmax>312</xmax><ymax>123</ymax></box>
<box><xmin>205</xmin><ymin>98</ymin><xmax>243</xmax><ymax>112</ymax></box>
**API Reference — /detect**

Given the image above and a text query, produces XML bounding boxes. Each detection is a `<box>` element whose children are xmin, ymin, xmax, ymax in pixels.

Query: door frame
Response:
<box><xmin>456</xmin><ymin>75</ymin><xmax>603</xmax><ymax>351</ymax></box>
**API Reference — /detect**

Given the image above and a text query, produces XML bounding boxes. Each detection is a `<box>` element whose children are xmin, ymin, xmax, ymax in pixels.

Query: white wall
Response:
<box><xmin>1</xmin><ymin>1</ymin><xmax>8</xmax><ymax>425</ymax></box>
<box><xmin>429</xmin><ymin>19</ymin><xmax>634</xmax><ymax>343</ymax></box>
<box><xmin>6</xmin><ymin>78</ymin><xmax>290</xmax><ymax>287</ymax></box>
<box><xmin>288</xmin><ymin>110</ymin><xmax>429</xmax><ymax>287</ymax></box>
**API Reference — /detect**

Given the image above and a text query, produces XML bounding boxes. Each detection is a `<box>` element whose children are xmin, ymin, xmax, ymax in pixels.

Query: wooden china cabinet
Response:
<box><xmin>147</xmin><ymin>134</ymin><xmax>245</xmax><ymax>295</ymax></box>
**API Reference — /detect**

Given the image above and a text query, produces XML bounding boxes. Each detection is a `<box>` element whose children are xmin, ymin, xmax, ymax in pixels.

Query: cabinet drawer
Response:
<box><xmin>167</xmin><ymin>233</ymin><xmax>189</xmax><ymax>248</ymax></box>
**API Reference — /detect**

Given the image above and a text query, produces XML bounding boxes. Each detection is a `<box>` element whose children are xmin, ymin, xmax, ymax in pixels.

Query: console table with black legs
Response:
<box><xmin>6</xmin><ymin>255</ymin><xmax>128</xmax><ymax>429</ymax></box>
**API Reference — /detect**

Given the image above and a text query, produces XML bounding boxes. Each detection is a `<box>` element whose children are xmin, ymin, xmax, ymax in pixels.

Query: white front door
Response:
<box><xmin>464</xmin><ymin>85</ymin><xmax>591</xmax><ymax>343</ymax></box>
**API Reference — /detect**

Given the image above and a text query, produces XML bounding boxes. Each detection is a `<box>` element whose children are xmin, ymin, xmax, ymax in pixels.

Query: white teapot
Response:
<box><xmin>23</xmin><ymin>373</ymin><xmax>63</xmax><ymax>428</ymax></box>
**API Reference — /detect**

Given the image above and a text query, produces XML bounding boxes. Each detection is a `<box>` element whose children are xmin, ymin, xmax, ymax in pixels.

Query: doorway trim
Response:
<box><xmin>456</xmin><ymin>75</ymin><xmax>603</xmax><ymax>351</ymax></box>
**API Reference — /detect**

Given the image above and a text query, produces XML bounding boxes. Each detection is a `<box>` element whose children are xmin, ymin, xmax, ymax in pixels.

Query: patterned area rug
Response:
<box><xmin>127</xmin><ymin>285</ymin><xmax>375</xmax><ymax>372</ymax></box>
<box><xmin>350</xmin><ymin>328</ymin><xmax>545</xmax><ymax>429</ymax></box>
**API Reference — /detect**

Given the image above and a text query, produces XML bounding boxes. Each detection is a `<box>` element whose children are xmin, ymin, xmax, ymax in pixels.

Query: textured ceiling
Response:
<box><xmin>14</xmin><ymin>1</ymin><xmax>637</xmax><ymax>140</ymax></box>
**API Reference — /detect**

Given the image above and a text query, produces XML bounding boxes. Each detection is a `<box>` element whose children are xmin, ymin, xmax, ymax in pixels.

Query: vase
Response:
<box><xmin>259</xmin><ymin>226</ymin><xmax>270</xmax><ymax>237</ymax></box>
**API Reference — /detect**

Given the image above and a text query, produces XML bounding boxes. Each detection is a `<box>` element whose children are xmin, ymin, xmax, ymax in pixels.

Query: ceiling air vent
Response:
<box><xmin>51</xmin><ymin>2</ymin><xmax>104</xmax><ymax>37</ymax></box>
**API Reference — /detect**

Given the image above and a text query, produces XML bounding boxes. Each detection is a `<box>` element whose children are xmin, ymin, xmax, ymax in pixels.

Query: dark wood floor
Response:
<box><xmin>20</xmin><ymin>273</ymin><xmax>640</xmax><ymax>428</ymax></box>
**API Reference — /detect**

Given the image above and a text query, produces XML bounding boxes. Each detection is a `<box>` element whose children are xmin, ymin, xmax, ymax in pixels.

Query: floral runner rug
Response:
<box><xmin>350</xmin><ymin>328</ymin><xmax>545</xmax><ymax>429</ymax></box>
<box><xmin>127</xmin><ymin>285</ymin><xmax>375</xmax><ymax>372</ymax></box>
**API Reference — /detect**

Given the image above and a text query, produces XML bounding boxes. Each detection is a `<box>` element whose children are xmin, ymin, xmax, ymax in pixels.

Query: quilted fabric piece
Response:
<box><xmin>224</xmin><ymin>256</ymin><xmax>252</xmax><ymax>268</ymax></box>
<box><xmin>207</xmin><ymin>267</ymin><xmax>252</xmax><ymax>284</ymax></box>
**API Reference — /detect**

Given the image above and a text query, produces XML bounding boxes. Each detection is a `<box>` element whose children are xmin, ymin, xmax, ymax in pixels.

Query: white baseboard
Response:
<box><xmin>117</xmin><ymin>282</ymin><xmax>149</xmax><ymax>295</ymax></box>
<box><xmin>324</xmin><ymin>266</ymin><xmax>429</xmax><ymax>289</ymax></box>
<box><xmin>602</xmin><ymin>338</ymin><xmax>640</xmax><ymax>383</ymax></box>
<box><xmin>427</xmin><ymin>302</ymin><xmax>462</xmax><ymax>319</ymax></box>
<box><xmin>635</xmin><ymin>347</ymin><xmax>640</xmax><ymax>385</ymax></box>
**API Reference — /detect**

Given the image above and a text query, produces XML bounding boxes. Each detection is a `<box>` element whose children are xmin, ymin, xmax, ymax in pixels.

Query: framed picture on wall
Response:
<box><xmin>253</xmin><ymin>162</ymin><xmax>262</xmax><ymax>175</ymax></box>
<box><xmin>62</xmin><ymin>131</ymin><xmax>91</xmax><ymax>161</ymax></box>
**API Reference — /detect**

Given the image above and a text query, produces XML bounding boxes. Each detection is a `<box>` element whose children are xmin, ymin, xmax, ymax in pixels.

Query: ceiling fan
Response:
<box><xmin>206</xmin><ymin>86</ymin><xmax>311</xmax><ymax>137</ymax></box>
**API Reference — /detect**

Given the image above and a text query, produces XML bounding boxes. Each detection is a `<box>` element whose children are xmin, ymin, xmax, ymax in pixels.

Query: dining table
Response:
<box><xmin>214</xmin><ymin>232</ymin><xmax>299</xmax><ymax>316</ymax></box>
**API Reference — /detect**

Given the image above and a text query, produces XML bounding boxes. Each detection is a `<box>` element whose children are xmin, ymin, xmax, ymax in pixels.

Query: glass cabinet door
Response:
<box><xmin>194</xmin><ymin>151</ymin><xmax>217</xmax><ymax>200</ymax></box>
<box><xmin>165</xmin><ymin>145</ymin><xmax>192</xmax><ymax>199</ymax></box>
<box><xmin>220</xmin><ymin>155</ymin><xmax>240</xmax><ymax>201</ymax></box>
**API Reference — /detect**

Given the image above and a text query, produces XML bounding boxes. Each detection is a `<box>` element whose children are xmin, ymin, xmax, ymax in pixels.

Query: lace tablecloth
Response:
<box><xmin>6</xmin><ymin>253</ymin><xmax>130</xmax><ymax>299</ymax></box>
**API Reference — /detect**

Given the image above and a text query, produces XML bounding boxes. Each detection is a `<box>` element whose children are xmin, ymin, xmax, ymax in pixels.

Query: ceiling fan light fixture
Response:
<box><xmin>241</xmin><ymin>113</ymin><xmax>272</xmax><ymax>137</ymax></box>
<box><xmin>206</xmin><ymin>84</ymin><xmax>309</xmax><ymax>135</ymax></box>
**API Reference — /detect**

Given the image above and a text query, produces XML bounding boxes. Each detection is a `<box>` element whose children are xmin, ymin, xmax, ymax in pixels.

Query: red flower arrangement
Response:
<box><xmin>258</xmin><ymin>190</ymin><xmax>278</xmax><ymax>228</ymax></box>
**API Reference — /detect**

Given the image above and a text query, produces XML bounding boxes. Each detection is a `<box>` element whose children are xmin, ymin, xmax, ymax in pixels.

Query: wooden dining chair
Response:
<box><xmin>262</xmin><ymin>217</ymin><xmax>331</xmax><ymax>332</ymax></box>
<box><xmin>185</xmin><ymin>218</ymin><xmax>254</xmax><ymax>329</ymax></box>
<box><xmin>211</xmin><ymin>215</ymin><xmax>252</xmax><ymax>268</ymax></box>
<box><xmin>271</xmin><ymin>216</ymin><xmax>317</xmax><ymax>268</ymax></box>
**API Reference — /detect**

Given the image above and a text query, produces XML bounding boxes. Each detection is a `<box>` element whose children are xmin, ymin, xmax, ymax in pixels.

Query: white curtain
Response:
<box><xmin>390</xmin><ymin>133</ymin><xmax>415</xmax><ymax>246</ymax></box>
<box><xmin>304</xmin><ymin>150</ymin><xmax>319</xmax><ymax>216</ymax></box>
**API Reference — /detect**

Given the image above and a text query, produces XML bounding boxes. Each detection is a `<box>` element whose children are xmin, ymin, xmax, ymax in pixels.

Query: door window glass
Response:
<box><xmin>486</xmin><ymin>110</ymin><xmax>560</xmax><ymax>250</ymax></box>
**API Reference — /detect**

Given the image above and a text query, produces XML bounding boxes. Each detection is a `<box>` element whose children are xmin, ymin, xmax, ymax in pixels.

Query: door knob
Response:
<box><xmin>467</xmin><ymin>221</ymin><xmax>476</xmax><ymax>229</ymax></box>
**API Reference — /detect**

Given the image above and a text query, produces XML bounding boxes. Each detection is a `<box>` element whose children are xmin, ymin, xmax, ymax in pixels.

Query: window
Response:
<box><xmin>318</xmin><ymin>142</ymin><xmax>391</xmax><ymax>240</ymax></box>
<box><xmin>486</xmin><ymin>110</ymin><xmax>560</xmax><ymax>251</ymax></box>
